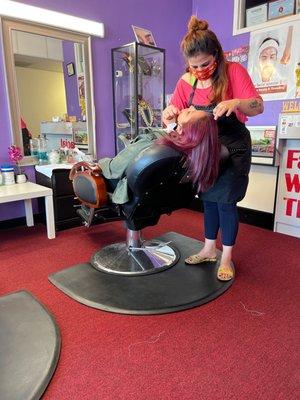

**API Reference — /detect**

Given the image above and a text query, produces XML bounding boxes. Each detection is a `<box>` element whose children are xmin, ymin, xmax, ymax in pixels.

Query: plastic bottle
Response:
<box><xmin>48</xmin><ymin>149</ymin><xmax>60</xmax><ymax>164</ymax></box>
<box><xmin>1</xmin><ymin>165</ymin><xmax>15</xmax><ymax>185</ymax></box>
<box><xmin>30</xmin><ymin>138</ymin><xmax>39</xmax><ymax>157</ymax></box>
<box><xmin>37</xmin><ymin>136</ymin><xmax>48</xmax><ymax>164</ymax></box>
<box><xmin>296</xmin><ymin>62</ymin><xmax>300</xmax><ymax>88</ymax></box>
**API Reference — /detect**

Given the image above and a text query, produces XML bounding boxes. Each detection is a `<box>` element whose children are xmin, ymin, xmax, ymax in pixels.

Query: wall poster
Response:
<box><xmin>247</xmin><ymin>20</ymin><xmax>300</xmax><ymax>101</ymax></box>
<box><xmin>247</xmin><ymin>125</ymin><xmax>277</xmax><ymax>165</ymax></box>
<box><xmin>274</xmin><ymin>142</ymin><xmax>300</xmax><ymax>238</ymax></box>
<box><xmin>224</xmin><ymin>45</ymin><xmax>249</xmax><ymax>67</ymax></box>
<box><xmin>77</xmin><ymin>74</ymin><xmax>86</xmax><ymax>119</ymax></box>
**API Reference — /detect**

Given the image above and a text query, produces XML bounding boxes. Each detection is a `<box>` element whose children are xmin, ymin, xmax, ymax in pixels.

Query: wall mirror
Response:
<box><xmin>2</xmin><ymin>19</ymin><xmax>96</xmax><ymax>164</ymax></box>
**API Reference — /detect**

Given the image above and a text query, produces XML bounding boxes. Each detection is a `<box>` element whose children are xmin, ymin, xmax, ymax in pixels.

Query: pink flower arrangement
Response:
<box><xmin>8</xmin><ymin>145</ymin><xmax>23</xmax><ymax>174</ymax></box>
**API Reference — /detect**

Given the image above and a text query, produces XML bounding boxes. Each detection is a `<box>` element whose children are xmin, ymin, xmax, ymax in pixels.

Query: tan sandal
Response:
<box><xmin>185</xmin><ymin>254</ymin><xmax>217</xmax><ymax>265</ymax></box>
<box><xmin>217</xmin><ymin>265</ymin><xmax>234</xmax><ymax>281</ymax></box>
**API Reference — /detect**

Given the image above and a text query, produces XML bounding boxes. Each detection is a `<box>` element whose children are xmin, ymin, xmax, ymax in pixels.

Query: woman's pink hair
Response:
<box><xmin>158</xmin><ymin>114</ymin><xmax>220</xmax><ymax>192</ymax></box>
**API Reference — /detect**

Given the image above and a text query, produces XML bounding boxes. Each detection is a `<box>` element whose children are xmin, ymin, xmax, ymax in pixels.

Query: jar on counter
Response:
<box><xmin>30</xmin><ymin>138</ymin><xmax>39</xmax><ymax>157</ymax></box>
<box><xmin>48</xmin><ymin>150</ymin><xmax>60</xmax><ymax>164</ymax></box>
<box><xmin>37</xmin><ymin>136</ymin><xmax>48</xmax><ymax>164</ymax></box>
<box><xmin>1</xmin><ymin>165</ymin><xmax>15</xmax><ymax>185</ymax></box>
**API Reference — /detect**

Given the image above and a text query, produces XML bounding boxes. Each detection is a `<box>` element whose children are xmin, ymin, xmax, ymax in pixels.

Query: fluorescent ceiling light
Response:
<box><xmin>0</xmin><ymin>0</ymin><xmax>105</xmax><ymax>37</ymax></box>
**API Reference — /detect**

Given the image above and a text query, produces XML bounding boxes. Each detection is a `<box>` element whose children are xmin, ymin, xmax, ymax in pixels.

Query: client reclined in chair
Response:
<box><xmin>68</xmin><ymin>108</ymin><xmax>228</xmax><ymax>276</ymax></box>
<box><xmin>70</xmin><ymin>108</ymin><xmax>222</xmax><ymax>207</ymax></box>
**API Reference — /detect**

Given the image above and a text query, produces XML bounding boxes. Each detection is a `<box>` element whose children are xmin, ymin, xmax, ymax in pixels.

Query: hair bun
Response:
<box><xmin>188</xmin><ymin>16</ymin><xmax>209</xmax><ymax>33</ymax></box>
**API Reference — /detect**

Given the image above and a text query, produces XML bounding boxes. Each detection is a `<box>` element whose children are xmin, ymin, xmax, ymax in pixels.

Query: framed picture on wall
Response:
<box><xmin>73</xmin><ymin>129</ymin><xmax>88</xmax><ymax>145</ymax></box>
<box><xmin>268</xmin><ymin>0</ymin><xmax>296</xmax><ymax>20</ymax></box>
<box><xmin>247</xmin><ymin>125</ymin><xmax>278</xmax><ymax>165</ymax></box>
<box><xmin>246</xmin><ymin>3</ymin><xmax>268</xmax><ymax>27</ymax></box>
<box><xmin>66</xmin><ymin>62</ymin><xmax>75</xmax><ymax>76</ymax></box>
<box><xmin>132</xmin><ymin>25</ymin><xmax>156</xmax><ymax>46</ymax></box>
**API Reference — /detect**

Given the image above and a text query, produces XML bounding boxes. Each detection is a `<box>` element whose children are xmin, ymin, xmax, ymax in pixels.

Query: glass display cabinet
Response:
<box><xmin>112</xmin><ymin>42</ymin><xmax>165</xmax><ymax>153</ymax></box>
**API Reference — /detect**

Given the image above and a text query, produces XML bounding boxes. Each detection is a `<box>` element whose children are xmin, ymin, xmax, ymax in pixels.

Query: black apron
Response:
<box><xmin>188</xmin><ymin>80</ymin><xmax>251</xmax><ymax>204</ymax></box>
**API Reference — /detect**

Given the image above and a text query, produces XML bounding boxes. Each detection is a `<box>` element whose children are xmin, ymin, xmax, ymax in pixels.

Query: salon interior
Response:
<box><xmin>0</xmin><ymin>1</ymin><xmax>299</xmax><ymax>399</ymax></box>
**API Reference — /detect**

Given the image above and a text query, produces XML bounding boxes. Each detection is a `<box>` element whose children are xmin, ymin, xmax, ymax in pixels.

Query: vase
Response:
<box><xmin>16</xmin><ymin>173</ymin><xmax>27</xmax><ymax>183</ymax></box>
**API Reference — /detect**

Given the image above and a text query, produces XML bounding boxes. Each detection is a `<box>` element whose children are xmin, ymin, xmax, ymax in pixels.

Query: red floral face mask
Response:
<box><xmin>189</xmin><ymin>60</ymin><xmax>217</xmax><ymax>81</ymax></box>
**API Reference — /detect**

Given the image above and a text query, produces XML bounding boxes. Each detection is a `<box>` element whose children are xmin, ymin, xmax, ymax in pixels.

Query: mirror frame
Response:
<box><xmin>1</xmin><ymin>18</ymin><xmax>96</xmax><ymax>165</ymax></box>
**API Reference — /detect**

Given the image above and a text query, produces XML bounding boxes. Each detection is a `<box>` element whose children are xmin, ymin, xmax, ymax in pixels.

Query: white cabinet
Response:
<box><xmin>274</xmin><ymin>138</ymin><xmax>300</xmax><ymax>238</ymax></box>
<box><xmin>12</xmin><ymin>31</ymin><xmax>63</xmax><ymax>61</ymax></box>
<box><xmin>40</xmin><ymin>121</ymin><xmax>87</xmax><ymax>151</ymax></box>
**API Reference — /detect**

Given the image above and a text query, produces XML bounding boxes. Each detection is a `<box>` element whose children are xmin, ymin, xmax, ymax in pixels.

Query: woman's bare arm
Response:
<box><xmin>213</xmin><ymin>97</ymin><xmax>264</xmax><ymax>120</ymax></box>
<box><xmin>237</xmin><ymin>97</ymin><xmax>264</xmax><ymax>116</ymax></box>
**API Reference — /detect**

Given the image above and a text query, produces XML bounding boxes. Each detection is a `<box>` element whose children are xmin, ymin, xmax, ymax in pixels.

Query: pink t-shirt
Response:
<box><xmin>170</xmin><ymin>62</ymin><xmax>261</xmax><ymax>123</ymax></box>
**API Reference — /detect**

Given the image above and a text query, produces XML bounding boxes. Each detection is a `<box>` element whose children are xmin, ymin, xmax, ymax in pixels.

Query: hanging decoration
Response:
<box><xmin>138</xmin><ymin>98</ymin><xmax>154</xmax><ymax>127</ymax></box>
<box><xmin>122</xmin><ymin>97</ymin><xmax>154</xmax><ymax>127</ymax></box>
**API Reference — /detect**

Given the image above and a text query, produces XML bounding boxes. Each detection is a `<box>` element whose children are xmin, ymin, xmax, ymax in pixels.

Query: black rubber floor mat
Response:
<box><xmin>49</xmin><ymin>232</ymin><xmax>234</xmax><ymax>315</ymax></box>
<box><xmin>0</xmin><ymin>291</ymin><xmax>61</xmax><ymax>400</ymax></box>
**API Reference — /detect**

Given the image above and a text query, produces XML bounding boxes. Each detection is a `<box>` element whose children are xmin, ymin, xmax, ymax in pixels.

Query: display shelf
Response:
<box><xmin>112</xmin><ymin>42</ymin><xmax>165</xmax><ymax>153</ymax></box>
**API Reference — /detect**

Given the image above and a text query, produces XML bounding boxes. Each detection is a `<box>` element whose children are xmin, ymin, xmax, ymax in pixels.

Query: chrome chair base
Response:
<box><xmin>91</xmin><ymin>240</ymin><xmax>179</xmax><ymax>276</ymax></box>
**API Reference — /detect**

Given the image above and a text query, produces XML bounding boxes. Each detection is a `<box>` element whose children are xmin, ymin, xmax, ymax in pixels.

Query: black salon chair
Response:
<box><xmin>49</xmin><ymin>142</ymin><xmax>233</xmax><ymax>315</ymax></box>
<box><xmin>73</xmin><ymin>144</ymin><xmax>195</xmax><ymax>276</ymax></box>
<box><xmin>72</xmin><ymin>143</ymin><xmax>229</xmax><ymax>277</ymax></box>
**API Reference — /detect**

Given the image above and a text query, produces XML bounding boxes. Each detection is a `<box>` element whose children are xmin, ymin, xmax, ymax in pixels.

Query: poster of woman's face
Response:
<box><xmin>258</xmin><ymin>38</ymin><xmax>279</xmax><ymax>83</ymax></box>
<box><xmin>132</xmin><ymin>25</ymin><xmax>156</xmax><ymax>46</ymax></box>
<box><xmin>247</xmin><ymin>21</ymin><xmax>300</xmax><ymax>101</ymax></box>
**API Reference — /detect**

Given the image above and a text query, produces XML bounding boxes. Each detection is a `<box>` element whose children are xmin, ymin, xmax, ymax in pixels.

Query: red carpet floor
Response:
<box><xmin>0</xmin><ymin>209</ymin><xmax>299</xmax><ymax>400</ymax></box>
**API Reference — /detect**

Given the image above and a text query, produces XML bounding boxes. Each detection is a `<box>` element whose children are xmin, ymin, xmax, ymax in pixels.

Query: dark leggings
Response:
<box><xmin>203</xmin><ymin>201</ymin><xmax>239</xmax><ymax>246</ymax></box>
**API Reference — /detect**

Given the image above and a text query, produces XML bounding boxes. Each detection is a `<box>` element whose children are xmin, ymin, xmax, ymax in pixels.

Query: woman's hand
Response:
<box><xmin>213</xmin><ymin>99</ymin><xmax>240</xmax><ymax>120</ymax></box>
<box><xmin>162</xmin><ymin>104</ymin><xmax>180</xmax><ymax>126</ymax></box>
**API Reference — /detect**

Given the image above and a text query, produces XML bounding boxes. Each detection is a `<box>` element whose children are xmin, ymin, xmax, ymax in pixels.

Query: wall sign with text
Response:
<box><xmin>274</xmin><ymin>142</ymin><xmax>300</xmax><ymax>237</ymax></box>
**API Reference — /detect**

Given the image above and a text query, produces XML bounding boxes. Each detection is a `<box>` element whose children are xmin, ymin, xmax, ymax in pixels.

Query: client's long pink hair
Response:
<box><xmin>158</xmin><ymin>114</ymin><xmax>220</xmax><ymax>192</ymax></box>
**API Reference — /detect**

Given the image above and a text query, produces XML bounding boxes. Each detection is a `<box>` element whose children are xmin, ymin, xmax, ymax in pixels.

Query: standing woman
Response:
<box><xmin>163</xmin><ymin>16</ymin><xmax>264</xmax><ymax>281</ymax></box>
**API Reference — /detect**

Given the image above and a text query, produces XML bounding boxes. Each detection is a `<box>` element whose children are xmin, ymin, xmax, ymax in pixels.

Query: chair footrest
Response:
<box><xmin>77</xmin><ymin>204</ymin><xmax>121</xmax><ymax>227</ymax></box>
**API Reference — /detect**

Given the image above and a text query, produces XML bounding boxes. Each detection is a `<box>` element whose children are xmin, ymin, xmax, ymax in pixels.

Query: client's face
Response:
<box><xmin>177</xmin><ymin>107</ymin><xmax>207</xmax><ymax>133</ymax></box>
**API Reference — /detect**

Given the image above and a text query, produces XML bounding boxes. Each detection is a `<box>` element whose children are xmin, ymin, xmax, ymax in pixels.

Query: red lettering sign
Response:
<box><xmin>286</xmin><ymin>150</ymin><xmax>300</xmax><ymax>169</ymax></box>
<box><xmin>60</xmin><ymin>139</ymin><xmax>75</xmax><ymax>149</ymax></box>
<box><xmin>285</xmin><ymin>173</ymin><xmax>300</xmax><ymax>193</ymax></box>
<box><xmin>258</xmin><ymin>84</ymin><xmax>287</xmax><ymax>94</ymax></box>
<box><xmin>284</xmin><ymin>197</ymin><xmax>298</xmax><ymax>217</ymax></box>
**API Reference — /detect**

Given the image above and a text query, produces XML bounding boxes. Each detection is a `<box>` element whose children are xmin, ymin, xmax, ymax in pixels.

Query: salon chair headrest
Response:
<box><xmin>126</xmin><ymin>143</ymin><xmax>229</xmax><ymax>197</ymax></box>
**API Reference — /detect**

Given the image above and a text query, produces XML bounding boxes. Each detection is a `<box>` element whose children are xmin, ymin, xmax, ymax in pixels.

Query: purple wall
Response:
<box><xmin>192</xmin><ymin>0</ymin><xmax>283</xmax><ymax>126</ymax></box>
<box><xmin>0</xmin><ymin>0</ymin><xmax>283</xmax><ymax>222</ymax></box>
<box><xmin>62</xmin><ymin>41</ymin><xmax>82</xmax><ymax>120</ymax></box>
<box><xmin>0</xmin><ymin>0</ymin><xmax>193</xmax><ymax>221</ymax></box>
